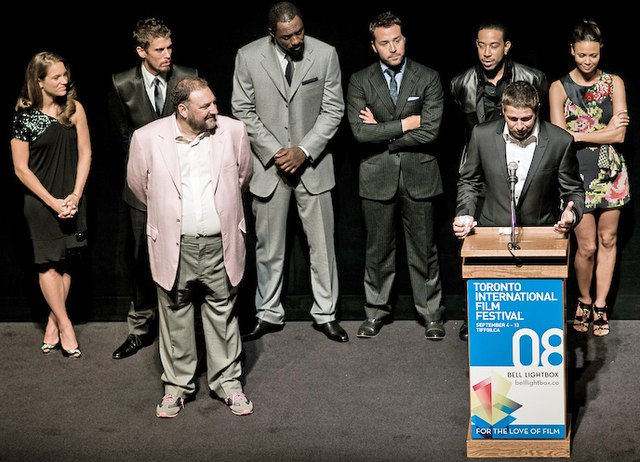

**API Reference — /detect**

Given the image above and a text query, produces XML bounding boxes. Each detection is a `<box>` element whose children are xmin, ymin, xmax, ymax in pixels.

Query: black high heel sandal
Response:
<box><xmin>61</xmin><ymin>346</ymin><xmax>82</xmax><ymax>358</ymax></box>
<box><xmin>573</xmin><ymin>299</ymin><xmax>592</xmax><ymax>333</ymax></box>
<box><xmin>592</xmin><ymin>306</ymin><xmax>610</xmax><ymax>337</ymax></box>
<box><xmin>41</xmin><ymin>342</ymin><xmax>60</xmax><ymax>354</ymax></box>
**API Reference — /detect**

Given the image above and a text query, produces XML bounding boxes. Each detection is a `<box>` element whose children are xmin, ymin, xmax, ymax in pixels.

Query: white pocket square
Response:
<box><xmin>407</xmin><ymin>96</ymin><xmax>420</xmax><ymax>101</ymax></box>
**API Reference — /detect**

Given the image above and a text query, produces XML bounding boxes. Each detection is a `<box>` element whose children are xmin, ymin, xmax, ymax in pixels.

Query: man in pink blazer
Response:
<box><xmin>127</xmin><ymin>76</ymin><xmax>254</xmax><ymax>418</ymax></box>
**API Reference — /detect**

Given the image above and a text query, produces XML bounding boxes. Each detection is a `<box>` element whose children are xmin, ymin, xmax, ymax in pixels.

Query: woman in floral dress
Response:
<box><xmin>549</xmin><ymin>19</ymin><xmax>630</xmax><ymax>337</ymax></box>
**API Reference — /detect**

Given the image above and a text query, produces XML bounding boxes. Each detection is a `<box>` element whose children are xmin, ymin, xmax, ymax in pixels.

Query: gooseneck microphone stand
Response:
<box><xmin>507</xmin><ymin>161</ymin><xmax>520</xmax><ymax>251</ymax></box>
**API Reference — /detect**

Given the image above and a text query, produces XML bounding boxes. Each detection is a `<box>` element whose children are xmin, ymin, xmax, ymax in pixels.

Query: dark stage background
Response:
<box><xmin>1</xmin><ymin>5</ymin><xmax>638</xmax><ymax>324</ymax></box>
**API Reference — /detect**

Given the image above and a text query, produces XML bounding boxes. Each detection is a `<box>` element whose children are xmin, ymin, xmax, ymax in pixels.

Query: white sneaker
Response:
<box><xmin>224</xmin><ymin>391</ymin><xmax>254</xmax><ymax>416</ymax></box>
<box><xmin>156</xmin><ymin>393</ymin><xmax>184</xmax><ymax>418</ymax></box>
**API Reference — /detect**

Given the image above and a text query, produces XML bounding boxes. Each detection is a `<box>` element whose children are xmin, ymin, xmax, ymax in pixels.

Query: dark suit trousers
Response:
<box><xmin>362</xmin><ymin>171</ymin><xmax>444</xmax><ymax>323</ymax></box>
<box><xmin>127</xmin><ymin>206</ymin><xmax>158</xmax><ymax>335</ymax></box>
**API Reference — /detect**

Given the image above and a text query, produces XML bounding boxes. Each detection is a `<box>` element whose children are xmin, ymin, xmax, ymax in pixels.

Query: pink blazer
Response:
<box><xmin>127</xmin><ymin>115</ymin><xmax>252</xmax><ymax>290</ymax></box>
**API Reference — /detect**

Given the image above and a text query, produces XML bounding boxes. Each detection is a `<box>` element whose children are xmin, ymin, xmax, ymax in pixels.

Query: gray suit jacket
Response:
<box><xmin>108</xmin><ymin>64</ymin><xmax>198</xmax><ymax>209</ymax></box>
<box><xmin>231</xmin><ymin>36</ymin><xmax>344</xmax><ymax>198</ymax></box>
<box><xmin>346</xmin><ymin>59</ymin><xmax>444</xmax><ymax>201</ymax></box>
<box><xmin>456</xmin><ymin>119</ymin><xmax>584</xmax><ymax>226</ymax></box>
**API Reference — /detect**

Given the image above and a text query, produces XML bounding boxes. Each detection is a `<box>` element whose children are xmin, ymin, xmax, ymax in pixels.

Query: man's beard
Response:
<box><xmin>187</xmin><ymin>115</ymin><xmax>216</xmax><ymax>134</ymax></box>
<box><xmin>289</xmin><ymin>43</ymin><xmax>304</xmax><ymax>61</ymax></box>
<box><xmin>484</xmin><ymin>57</ymin><xmax>505</xmax><ymax>79</ymax></box>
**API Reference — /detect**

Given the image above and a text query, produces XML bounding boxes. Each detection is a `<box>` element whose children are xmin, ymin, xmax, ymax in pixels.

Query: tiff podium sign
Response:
<box><xmin>468</xmin><ymin>278</ymin><xmax>565</xmax><ymax>440</ymax></box>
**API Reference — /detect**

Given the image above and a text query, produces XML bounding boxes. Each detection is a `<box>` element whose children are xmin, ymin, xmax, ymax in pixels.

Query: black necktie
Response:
<box><xmin>285</xmin><ymin>54</ymin><xmax>293</xmax><ymax>86</ymax></box>
<box><xmin>385</xmin><ymin>68</ymin><xmax>398</xmax><ymax>104</ymax></box>
<box><xmin>153</xmin><ymin>77</ymin><xmax>163</xmax><ymax>116</ymax></box>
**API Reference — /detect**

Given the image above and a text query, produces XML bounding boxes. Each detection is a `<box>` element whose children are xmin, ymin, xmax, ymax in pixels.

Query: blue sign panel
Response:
<box><xmin>468</xmin><ymin>279</ymin><xmax>565</xmax><ymax>439</ymax></box>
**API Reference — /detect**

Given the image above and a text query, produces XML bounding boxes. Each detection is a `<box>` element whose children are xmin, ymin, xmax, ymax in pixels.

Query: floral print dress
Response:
<box><xmin>560</xmin><ymin>72</ymin><xmax>630</xmax><ymax>210</ymax></box>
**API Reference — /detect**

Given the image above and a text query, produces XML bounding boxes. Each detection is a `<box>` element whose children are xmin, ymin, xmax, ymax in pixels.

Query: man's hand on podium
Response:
<box><xmin>554</xmin><ymin>201</ymin><xmax>576</xmax><ymax>234</ymax></box>
<box><xmin>453</xmin><ymin>215</ymin><xmax>477</xmax><ymax>239</ymax></box>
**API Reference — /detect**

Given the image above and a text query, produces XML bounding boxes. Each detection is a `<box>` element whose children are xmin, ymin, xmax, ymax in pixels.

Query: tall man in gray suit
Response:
<box><xmin>453</xmin><ymin>81</ymin><xmax>584</xmax><ymax>238</ymax></box>
<box><xmin>232</xmin><ymin>2</ymin><xmax>348</xmax><ymax>342</ymax></box>
<box><xmin>108</xmin><ymin>18</ymin><xmax>198</xmax><ymax>359</ymax></box>
<box><xmin>346</xmin><ymin>11</ymin><xmax>446</xmax><ymax>341</ymax></box>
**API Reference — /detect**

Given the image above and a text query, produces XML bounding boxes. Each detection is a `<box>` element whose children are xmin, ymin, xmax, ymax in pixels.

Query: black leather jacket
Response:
<box><xmin>450</xmin><ymin>59</ymin><xmax>547</xmax><ymax>143</ymax></box>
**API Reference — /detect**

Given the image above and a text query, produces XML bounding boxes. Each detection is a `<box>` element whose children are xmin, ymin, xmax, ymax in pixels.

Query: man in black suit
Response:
<box><xmin>346</xmin><ymin>11</ymin><xmax>446</xmax><ymax>340</ymax></box>
<box><xmin>108</xmin><ymin>18</ymin><xmax>198</xmax><ymax>359</ymax></box>
<box><xmin>453</xmin><ymin>81</ymin><xmax>584</xmax><ymax>239</ymax></box>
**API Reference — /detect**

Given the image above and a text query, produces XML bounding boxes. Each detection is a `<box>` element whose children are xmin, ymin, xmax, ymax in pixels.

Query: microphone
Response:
<box><xmin>508</xmin><ymin>161</ymin><xmax>518</xmax><ymax>190</ymax></box>
<box><xmin>507</xmin><ymin>161</ymin><xmax>520</xmax><ymax>250</ymax></box>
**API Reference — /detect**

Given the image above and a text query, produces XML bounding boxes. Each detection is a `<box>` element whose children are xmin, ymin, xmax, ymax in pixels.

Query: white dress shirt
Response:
<box><xmin>174</xmin><ymin>119</ymin><xmax>221</xmax><ymax>237</ymax></box>
<box><xmin>503</xmin><ymin>122</ymin><xmax>539</xmax><ymax>204</ymax></box>
<box><xmin>141</xmin><ymin>65</ymin><xmax>166</xmax><ymax>108</ymax></box>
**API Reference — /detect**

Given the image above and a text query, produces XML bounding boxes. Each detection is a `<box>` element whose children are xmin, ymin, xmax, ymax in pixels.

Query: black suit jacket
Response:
<box><xmin>108</xmin><ymin>64</ymin><xmax>198</xmax><ymax>209</ymax></box>
<box><xmin>346</xmin><ymin>58</ymin><xmax>444</xmax><ymax>201</ymax></box>
<box><xmin>456</xmin><ymin>118</ymin><xmax>584</xmax><ymax>227</ymax></box>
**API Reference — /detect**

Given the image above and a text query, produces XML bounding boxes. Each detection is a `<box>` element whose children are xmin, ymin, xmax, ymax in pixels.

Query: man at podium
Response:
<box><xmin>453</xmin><ymin>80</ymin><xmax>584</xmax><ymax>239</ymax></box>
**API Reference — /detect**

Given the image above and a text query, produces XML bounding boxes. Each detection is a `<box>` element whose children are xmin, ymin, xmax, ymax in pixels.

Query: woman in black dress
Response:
<box><xmin>10</xmin><ymin>52</ymin><xmax>91</xmax><ymax>357</ymax></box>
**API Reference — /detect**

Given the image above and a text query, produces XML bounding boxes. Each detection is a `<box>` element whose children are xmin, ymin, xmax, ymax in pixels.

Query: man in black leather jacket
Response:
<box><xmin>449</xmin><ymin>21</ymin><xmax>547</xmax><ymax>341</ymax></box>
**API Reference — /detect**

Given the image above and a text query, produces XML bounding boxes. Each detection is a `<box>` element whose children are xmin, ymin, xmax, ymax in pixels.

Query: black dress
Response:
<box><xmin>11</xmin><ymin>109</ymin><xmax>88</xmax><ymax>264</ymax></box>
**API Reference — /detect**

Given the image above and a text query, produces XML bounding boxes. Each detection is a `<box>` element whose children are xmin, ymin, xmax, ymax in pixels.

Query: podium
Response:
<box><xmin>461</xmin><ymin>227</ymin><xmax>571</xmax><ymax>458</ymax></box>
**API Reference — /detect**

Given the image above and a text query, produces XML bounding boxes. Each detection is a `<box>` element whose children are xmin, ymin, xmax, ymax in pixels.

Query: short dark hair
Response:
<box><xmin>477</xmin><ymin>20</ymin><xmax>509</xmax><ymax>43</ymax></box>
<box><xmin>268</xmin><ymin>2</ymin><xmax>302</xmax><ymax>32</ymax></box>
<box><xmin>501</xmin><ymin>80</ymin><xmax>540</xmax><ymax>112</ymax></box>
<box><xmin>133</xmin><ymin>18</ymin><xmax>171</xmax><ymax>50</ymax></box>
<box><xmin>369</xmin><ymin>11</ymin><xmax>402</xmax><ymax>40</ymax></box>
<box><xmin>171</xmin><ymin>76</ymin><xmax>209</xmax><ymax>110</ymax></box>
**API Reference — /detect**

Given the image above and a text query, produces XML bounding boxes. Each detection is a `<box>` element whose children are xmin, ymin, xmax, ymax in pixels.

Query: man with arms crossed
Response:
<box><xmin>347</xmin><ymin>11</ymin><xmax>447</xmax><ymax>340</ymax></box>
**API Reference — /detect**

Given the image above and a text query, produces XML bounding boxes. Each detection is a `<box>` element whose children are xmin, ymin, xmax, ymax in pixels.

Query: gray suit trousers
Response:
<box><xmin>157</xmin><ymin>235</ymin><xmax>243</xmax><ymax>399</ymax></box>
<box><xmin>252</xmin><ymin>178</ymin><xmax>339</xmax><ymax>324</ymax></box>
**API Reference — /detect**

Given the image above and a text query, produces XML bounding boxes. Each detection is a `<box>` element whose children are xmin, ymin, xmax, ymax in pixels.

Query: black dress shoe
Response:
<box><xmin>425</xmin><ymin>320</ymin><xmax>445</xmax><ymax>341</ymax></box>
<box><xmin>241</xmin><ymin>319</ymin><xmax>283</xmax><ymax>341</ymax></box>
<box><xmin>316</xmin><ymin>321</ymin><xmax>349</xmax><ymax>342</ymax></box>
<box><xmin>357</xmin><ymin>319</ymin><xmax>383</xmax><ymax>338</ymax></box>
<box><xmin>112</xmin><ymin>334</ymin><xmax>143</xmax><ymax>359</ymax></box>
<box><xmin>459</xmin><ymin>322</ymin><xmax>469</xmax><ymax>341</ymax></box>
